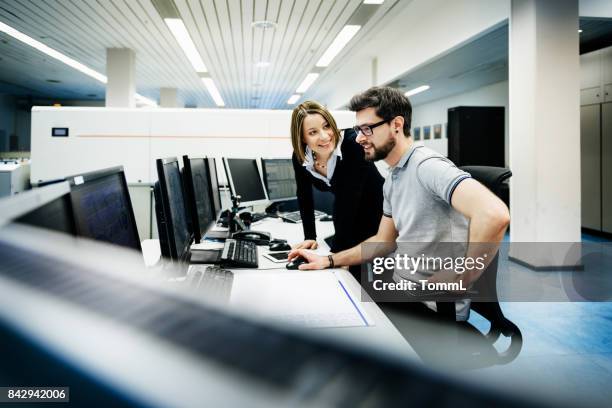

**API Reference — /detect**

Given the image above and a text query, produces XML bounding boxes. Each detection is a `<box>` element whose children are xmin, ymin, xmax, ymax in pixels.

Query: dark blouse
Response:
<box><xmin>292</xmin><ymin>131</ymin><xmax>384</xmax><ymax>252</ymax></box>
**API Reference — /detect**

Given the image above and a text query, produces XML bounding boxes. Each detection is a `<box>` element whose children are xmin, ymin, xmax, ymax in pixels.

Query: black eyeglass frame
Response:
<box><xmin>353</xmin><ymin>119</ymin><xmax>389</xmax><ymax>137</ymax></box>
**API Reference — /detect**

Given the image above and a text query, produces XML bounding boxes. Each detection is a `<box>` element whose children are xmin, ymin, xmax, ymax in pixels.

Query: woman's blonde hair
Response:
<box><xmin>290</xmin><ymin>101</ymin><xmax>341</xmax><ymax>164</ymax></box>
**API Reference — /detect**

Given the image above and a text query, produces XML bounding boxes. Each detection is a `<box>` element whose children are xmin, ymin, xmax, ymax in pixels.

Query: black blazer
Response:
<box><xmin>292</xmin><ymin>131</ymin><xmax>384</xmax><ymax>252</ymax></box>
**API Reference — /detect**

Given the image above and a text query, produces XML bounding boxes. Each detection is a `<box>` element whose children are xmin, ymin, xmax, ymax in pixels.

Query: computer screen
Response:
<box><xmin>1</xmin><ymin>181</ymin><xmax>76</xmax><ymax>235</ymax></box>
<box><xmin>261</xmin><ymin>159</ymin><xmax>297</xmax><ymax>202</ymax></box>
<box><xmin>69</xmin><ymin>167</ymin><xmax>141</xmax><ymax>251</ymax></box>
<box><xmin>222</xmin><ymin>158</ymin><xmax>268</xmax><ymax>206</ymax></box>
<box><xmin>156</xmin><ymin>157</ymin><xmax>191</xmax><ymax>262</ymax></box>
<box><xmin>182</xmin><ymin>156</ymin><xmax>216</xmax><ymax>244</ymax></box>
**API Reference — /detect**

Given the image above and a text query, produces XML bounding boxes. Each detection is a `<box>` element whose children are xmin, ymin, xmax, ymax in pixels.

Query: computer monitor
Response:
<box><xmin>153</xmin><ymin>181</ymin><xmax>171</xmax><ymax>259</ymax></box>
<box><xmin>182</xmin><ymin>156</ymin><xmax>217</xmax><ymax>244</ymax></box>
<box><xmin>261</xmin><ymin>158</ymin><xmax>297</xmax><ymax>202</ymax></box>
<box><xmin>207</xmin><ymin>157</ymin><xmax>223</xmax><ymax>216</ymax></box>
<box><xmin>222</xmin><ymin>158</ymin><xmax>268</xmax><ymax>207</ymax></box>
<box><xmin>68</xmin><ymin>167</ymin><xmax>141</xmax><ymax>251</ymax></box>
<box><xmin>0</xmin><ymin>181</ymin><xmax>76</xmax><ymax>235</ymax></box>
<box><xmin>156</xmin><ymin>157</ymin><xmax>191</xmax><ymax>262</ymax></box>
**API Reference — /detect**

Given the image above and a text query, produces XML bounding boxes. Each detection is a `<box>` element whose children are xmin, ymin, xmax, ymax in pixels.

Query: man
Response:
<box><xmin>288</xmin><ymin>86</ymin><xmax>510</xmax><ymax>320</ymax></box>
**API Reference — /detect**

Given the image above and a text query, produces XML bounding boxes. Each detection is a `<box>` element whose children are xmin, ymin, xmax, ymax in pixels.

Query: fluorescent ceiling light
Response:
<box><xmin>255</xmin><ymin>61</ymin><xmax>271</xmax><ymax>68</ymax></box>
<box><xmin>164</xmin><ymin>18</ymin><xmax>207</xmax><ymax>73</ymax></box>
<box><xmin>0</xmin><ymin>21</ymin><xmax>107</xmax><ymax>83</ymax></box>
<box><xmin>0</xmin><ymin>20</ymin><xmax>155</xmax><ymax>106</ymax></box>
<box><xmin>364</xmin><ymin>0</ymin><xmax>385</xmax><ymax>4</ymax></box>
<box><xmin>316</xmin><ymin>25</ymin><xmax>361</xmax><ymax>67</ymax></box>
<box><xmin>404</xmin><ymin>85</ymin><xmax>430</xmax><ymax>97</ymax></box>
<box><xmin>135</xmin><ymin>94</ymin><xmax>158</xmax><ymax>107</ymax></box>
<box><xmin>202</xmin><ymin>78</ymin><xmax>225</xmax><ymax>107</ymax></box>
<box><xmin>287</xmin><ymin>94</ymin><xmax>300</xmax><ymax>104</ymax></box>
<box><xmin>296</xmin><ymin>73</ymin><xmax>319</xmax><ymax>94</ymax></box>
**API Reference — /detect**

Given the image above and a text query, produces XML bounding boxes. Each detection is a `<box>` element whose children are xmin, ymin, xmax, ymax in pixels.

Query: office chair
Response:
<box><xmin>436</xmin><ymin>166</ymin><xmax>521</xmax><ymax>366</ymax></box>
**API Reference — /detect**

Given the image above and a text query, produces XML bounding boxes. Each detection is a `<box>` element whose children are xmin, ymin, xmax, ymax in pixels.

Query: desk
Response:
<box><xmin>143</xmin><ymin>216</ymin><xmax>417</xmax><ymax>359</ymax></box>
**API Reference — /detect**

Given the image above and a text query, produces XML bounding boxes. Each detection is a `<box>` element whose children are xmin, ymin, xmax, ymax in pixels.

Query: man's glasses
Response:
<box><xmin>353</xmin><ymin>119</ymin><xmax>389</xmax><ymax>137</ymax></box>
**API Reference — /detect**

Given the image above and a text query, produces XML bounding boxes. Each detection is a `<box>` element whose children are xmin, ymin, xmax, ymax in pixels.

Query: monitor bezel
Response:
<box><xmin>156</xmin><ymin>157</ymin><xmax>192</xmax><ymax>263</ymax></box>
<box><xmin>206</xmin><ymin>157</ymin><xmax>223</xmax><ymax>218</ymax></box>
<box><xmin>261</xmin><ymin>158</ymin><xmax>297</xmax><ymax>203</ymax></box>
<box><xmin>181</xmin><ymin>155</ymin><xmax>217</xmax><ymax>244</ymax></box>
<box><xmin>0</xmin><ymin>181</ymin><xmax>72</xmax><ymax>228</ymax></box>
<box><xmin>67</xmin><ymin>166</ymin><xmax>142</xmax><ymax>251</ymax></box>
<box><xmin>222</xmin><ymin>157</ymin><xmax>269</xmax><ymax>207</ymax></box>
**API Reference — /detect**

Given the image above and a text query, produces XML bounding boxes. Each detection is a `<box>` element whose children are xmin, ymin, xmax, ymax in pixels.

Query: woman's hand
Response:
<box><xmin>292</xmin><ymin>240</ymin><xmax>318</xmax><ymax>250</ymax></box>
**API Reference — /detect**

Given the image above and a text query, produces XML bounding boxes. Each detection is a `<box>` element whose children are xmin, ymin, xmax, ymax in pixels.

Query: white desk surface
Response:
<box><xmin>142</xmin><ymin>217</ymin><xmax>417</xmax><ymax>359</ymax></box>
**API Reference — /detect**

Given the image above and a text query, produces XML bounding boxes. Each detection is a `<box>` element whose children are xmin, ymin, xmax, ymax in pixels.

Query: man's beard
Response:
<box><xmin>363</xmin><ymin>136</ymin><xmax>396</xmax><ymax>162</ymax></box>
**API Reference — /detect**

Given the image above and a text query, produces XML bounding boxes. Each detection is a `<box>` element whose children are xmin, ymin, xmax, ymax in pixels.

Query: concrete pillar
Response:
<box><xmin>508</xmin><ymin>0</ymin><xmax>581</xmax><ymax>268</ymax></box>
<box><xmin>160</xmin><ymin>88</ymin><xmax>180</xmax><ymax>108</ymax></box>
<box><xmin>106</xmin><ymin>48</ymin><xmax>135</xmax><ymax>108</ymax></box>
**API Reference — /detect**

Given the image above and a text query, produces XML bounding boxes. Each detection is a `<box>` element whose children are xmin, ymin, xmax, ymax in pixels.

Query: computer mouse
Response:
<box><xmin>270</xmin><ymin>242</ymin><xmax>291</xmax><ymax>251</ymax></box>
<box><xmin>286</xmin><ymin>256</ymin><xmax>308</xmax><ymax>270</ymax></box>
<box><xmin>320</xmin><ymin>215</ymin><xmax>333</xmax><ymax>222</ymax></box>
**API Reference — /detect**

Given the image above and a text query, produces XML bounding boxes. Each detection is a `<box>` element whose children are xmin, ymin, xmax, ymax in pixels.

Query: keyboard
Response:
<box><xmin>187</xmin><ymin>265</ymin><xmax>234</xmax><ymax>302</ymax></box>
<box><xmin>0</xmin><ymin>228</ymin><xmax>549</xmax><ymax>408</ymax></box>
<box><xmin>279</xmin><ymin>210</ymin><xmax>326</xmax><ymax>223</ymax></box>
<box><xmin>220</xmin><ymin>238</ymin><xmax>258</xmax><ymax>268</ymax></box>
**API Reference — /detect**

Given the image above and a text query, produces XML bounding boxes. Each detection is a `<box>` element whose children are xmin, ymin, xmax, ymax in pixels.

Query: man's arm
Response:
<box><xmin>429</xmin><ymin>178</ymin><xmax>510</xmax><ymax>286</ymax></box>
<box><xmin>288</xmin><ymin>215</ymin><xmax>399</xmax><ymax>270</ymax></box>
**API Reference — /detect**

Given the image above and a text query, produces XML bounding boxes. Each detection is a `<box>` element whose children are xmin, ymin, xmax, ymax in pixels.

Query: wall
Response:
<box><xmin>411</xmin><ymin>81</ymin><xmax>509</xmax><ymax>164</ymax></box>
<box><xmin>0</xmin><ymin>94</ymin><xmax>17</xmax><ymax>151</ymax></box>
<box><xmin>30</xmin><ymin>106</ymin><xmax>356</xmax><ymax>185</ymax></box>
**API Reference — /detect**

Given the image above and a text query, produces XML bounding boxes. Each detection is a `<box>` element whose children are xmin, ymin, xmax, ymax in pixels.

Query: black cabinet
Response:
<box><xmin>447</xmin><ymin>106</ymin><xmax>505</xmax><ymax>167</ymax></box>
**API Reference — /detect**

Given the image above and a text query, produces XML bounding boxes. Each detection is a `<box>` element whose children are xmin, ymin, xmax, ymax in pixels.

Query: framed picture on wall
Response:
<box><xmin>434</xmin><ymin>124</ymin><xmax>442</xmax><ymax>139</ymax></box>
<box><xmin>413</xmin><ymin>127</ymin><xmax>421</xmax><ymax>141</ymax></box>
<box><xmin>423</xmin><ymin>125</ymin><xmax>431</xmax><ymax>140</ymax></box>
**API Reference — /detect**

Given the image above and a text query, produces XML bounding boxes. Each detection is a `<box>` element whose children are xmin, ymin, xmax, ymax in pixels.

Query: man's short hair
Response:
<box><xmin>348</xmin><ymin>86</ymin><xmax>412</xmax><ymax>137</ymax></box>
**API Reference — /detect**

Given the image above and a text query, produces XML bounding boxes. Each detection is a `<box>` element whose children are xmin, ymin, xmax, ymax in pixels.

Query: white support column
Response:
<box><xmin>160</xmin><ymin>88</ymin><xmax>180</xmax><ymax>108</ymax></box>
<box><xmin>106</xmin><ymin>48</ymin><xmax>135</xmax><ymax>108</ymax></box>
<box><xmin>509</xmin><ymin>0</ymin><xmax>581</xmax><ymax>268</ymax></box>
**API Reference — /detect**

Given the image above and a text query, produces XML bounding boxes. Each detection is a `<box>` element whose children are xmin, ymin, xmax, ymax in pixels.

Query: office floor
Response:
<box><xmin>383</xmin><ymin>232</ymin><xmax>612</xmax><ymax>408</ymax></box>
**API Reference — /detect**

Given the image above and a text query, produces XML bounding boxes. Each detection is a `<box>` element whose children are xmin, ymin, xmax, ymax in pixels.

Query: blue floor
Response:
<box><xmin>383</xmin><ymin>232</ymin><xmax>612</xmax><ymax>407</ymax></box>
<box><xmin>464</xmin><ymin>232</ymin><xmax>612</xmax><ymax>407</ymax></box>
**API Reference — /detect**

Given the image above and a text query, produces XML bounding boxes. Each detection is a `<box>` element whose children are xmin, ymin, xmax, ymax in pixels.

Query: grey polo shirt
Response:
<box><xmin>383</xmin><ymin>144</ymin><xmax>471</xmax><ymax>319</ymax></box>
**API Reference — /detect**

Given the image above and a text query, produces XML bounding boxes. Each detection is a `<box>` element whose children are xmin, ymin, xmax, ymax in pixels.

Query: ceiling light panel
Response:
<box><xmin>202</xmin><ymin>77</ymin><xmax>225</xmax><ymax>107</ymax></box>
<box><xmin>0</xmin><ymin>21</ymin><xmax>107</xmax><ymax>83</ymax></box>
<box><xmin>316</xmin><ymin>25</ymin><xmax>361</xmax><ymax>67</ymax></box>
<box><xmin>404</xmin><ymin>85</ymin><xmax>430</xmax><ymax>97</ymax></box>
<box><xmin>0</xmin><ymin>20</ymin><xmax>158</xmax><ymax>106</ymax></box>
<box><xmin>0</xmin><ymin>0</ymin><xmax>374</xmax><ymax>108</ymax></box>
<box><xmin>296</xmin><ymin>73</ymin><xmax>319</xmax><ymax>93</ymax></box>
<box><xmin>164</xmin><ymin>18</ymin><xmax>207</xmax><ymax>73</ymax></box>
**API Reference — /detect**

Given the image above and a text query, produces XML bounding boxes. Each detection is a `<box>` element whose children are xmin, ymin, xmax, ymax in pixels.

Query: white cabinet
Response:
<box><xmin>605</xmin><ymin>84</ymin><xmax>612</xmax><ymax>103</ymax></box>
<box><xmin>581</xmin><ymin>50</ymin><xmax>602</xmax><ymax>90</ymax></box>
<box><xmin>581</xmin><ymin>105</ymin><xmax>601</xmax><ymax>230</ymax></box>
<box><xmin>581</xmin><ymin>46</ymin><xmax>612</xmax><ymax>105</ymax></box>
<box><xmin>581</xmin><ymin>101</ymin><xmax>612</xmax><ymax>234</ymax></box>
<box><xmin>603</xmin><ymin>103</ymin><xmax>612</xmax><ymax>234</ymax></box>
<box><xmin>603</xmin><ymin>47</ymin><xmax>612</xmax><ymax>87</ymax></box>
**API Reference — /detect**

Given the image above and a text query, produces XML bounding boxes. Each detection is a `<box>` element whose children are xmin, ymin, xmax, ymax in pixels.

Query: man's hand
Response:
<box><xmin>287</xmin><ymin>249</ymin><xmax>330</xmax><ymax>270</ymax></box>
<box><xmin>292</xmin><ymin>240</ymin><xmax>318</xmax><ymax>250</ymax></box>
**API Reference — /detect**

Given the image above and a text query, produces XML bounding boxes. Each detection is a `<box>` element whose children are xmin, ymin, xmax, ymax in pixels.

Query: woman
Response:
<box><xmin>290</xmin><ymin>101</ymin><xmax>384</xmax><ymax>275</ymax></box>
